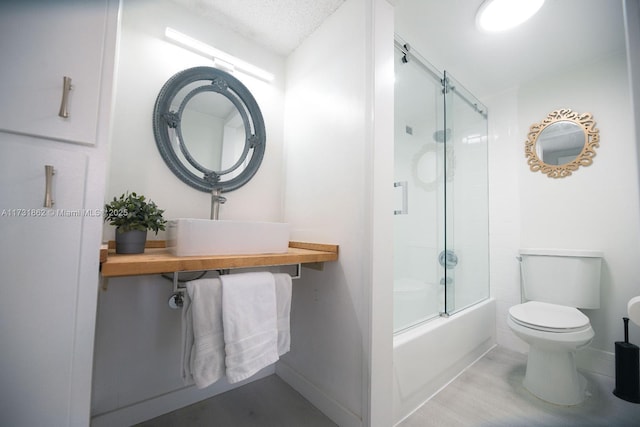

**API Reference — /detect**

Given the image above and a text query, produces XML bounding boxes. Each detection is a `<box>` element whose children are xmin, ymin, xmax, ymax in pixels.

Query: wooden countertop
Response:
<box><xmin>100</xmin><ymin>241</ymin><xmax>338</xmax><ymax>278</ymax></box>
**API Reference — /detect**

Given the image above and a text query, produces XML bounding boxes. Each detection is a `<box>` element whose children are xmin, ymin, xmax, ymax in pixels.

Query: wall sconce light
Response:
<box><xmin>476</xmin><ymin>0</ymin><xmax>545</xmax><ymax>32</ymax></box>
<box><xmin>165</xmin><ymin>27</ymin><xmax>275</xmax><ymax>82</ymax></box>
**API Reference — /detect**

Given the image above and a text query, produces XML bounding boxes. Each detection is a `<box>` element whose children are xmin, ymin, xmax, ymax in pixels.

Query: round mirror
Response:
<box><xmin>180</xmin><ymin>91</ymin><xmax>244</xmax><ymax>172</ymax></box>
<box><xmin>524</xmin><ymin>109</ymin><xmax>599</xmax><ymax>178</ymax></box>
<box><xmin>536</xmin><ymin>121</ymin><xmax>585</xmax><ymax>166</ymax></box>
<box><xmin>153</xmin><ymin>66</ymin><xmax>265</xmax><ymax>192</ymax></box>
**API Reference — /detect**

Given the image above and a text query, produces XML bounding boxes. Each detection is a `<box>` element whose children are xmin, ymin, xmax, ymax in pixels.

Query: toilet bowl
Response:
<box><xmin>508</xmin><ymin>249</ymin><xmax>603</xmax><ymax>406</ymax></box>
<box><xmin>508</xmin><ymin>301</ymin><xmax>594</xmax><ymax>405</ymax></box>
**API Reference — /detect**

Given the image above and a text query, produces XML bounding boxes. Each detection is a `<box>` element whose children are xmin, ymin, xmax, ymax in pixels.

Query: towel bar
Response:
<box><xmin>167</xmin><ymin>264</ymin><xmax>301</xmax><ymax>309</ymax></box>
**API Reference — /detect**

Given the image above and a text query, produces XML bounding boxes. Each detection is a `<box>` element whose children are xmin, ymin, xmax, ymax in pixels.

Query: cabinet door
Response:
<box><xmin>0</xmin><ymin>137</ymin><xmax>89</xmax><ymax>427</ymax></box>
<box><xmin>0</xmin><ymin>0</ymin><xmax>109</xmax><ymax>145</ymax></box>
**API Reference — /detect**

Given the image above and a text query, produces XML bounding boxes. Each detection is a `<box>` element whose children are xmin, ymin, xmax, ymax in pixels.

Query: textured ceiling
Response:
<box><xmin>170</xmin><ymin>0</ymin><xmax>627</xmax><ymax>97</ymax></box>
<box><xmin>170</xmin><ymin>0</ymin><xmax>346</xmax><ymax>55</ymax></box>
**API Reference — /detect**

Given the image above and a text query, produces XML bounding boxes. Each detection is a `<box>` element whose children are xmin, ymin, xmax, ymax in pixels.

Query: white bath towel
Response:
<box><xmin>221</xmin><ymin>272</ymin><xmax>279</xmax><ymax>383</ymax></box>
<box><xmin>274</xmin><ymin>273</ymin><xmax>292</xmax><ymax>356</ymax></box>
<box><xmin>182</xmin><ymin>278</ymin><xmax>226</xmax><ymax>389</ymax></box>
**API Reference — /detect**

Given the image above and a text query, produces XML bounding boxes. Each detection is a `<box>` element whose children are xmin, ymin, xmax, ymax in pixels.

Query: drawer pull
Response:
<box><xmin>58</xmin><ymin>76</ymin><xmax>72</xmax><ymax>118</ymax></box>
<box><xmin>44</xmin><ymin>165</ymin><xmax>55</xmax><ymax>208</ymax></box>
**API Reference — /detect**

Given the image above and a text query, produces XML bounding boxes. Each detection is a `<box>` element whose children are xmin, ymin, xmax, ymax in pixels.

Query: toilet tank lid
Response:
<box><xmin>519</xmin><ymin>248</ymin><xmax>603</xmax><ymax>258</ymax></box>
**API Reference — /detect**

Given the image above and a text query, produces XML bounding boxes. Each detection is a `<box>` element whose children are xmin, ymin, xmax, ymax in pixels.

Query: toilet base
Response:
<box><xmin>523</xmin><ymin>346</ymin><xmax>588</xmax><ymax>406</ymax></box>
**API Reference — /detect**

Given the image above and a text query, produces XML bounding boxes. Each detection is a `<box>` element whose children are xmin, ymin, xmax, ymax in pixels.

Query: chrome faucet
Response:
<box><xmin>210</xmin><ymin>188</ymin><xmax>226</xmax><ymax>220</ymax></box>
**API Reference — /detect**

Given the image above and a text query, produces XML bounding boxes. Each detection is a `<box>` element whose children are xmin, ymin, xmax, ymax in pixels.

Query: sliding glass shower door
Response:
<box><xmin>393</xmin><ymin>40</ymin><xmax>489</xmax><ymax>332</ymax></box>
<box><xmin>442</xmin><ymin>71</ymin><xmax>489</xmax><ymax>315</ymax></box>
<box><xmin>393</xmin><ymin>43</ymin><xmax>446</xmax><ymax>331</ymax></box>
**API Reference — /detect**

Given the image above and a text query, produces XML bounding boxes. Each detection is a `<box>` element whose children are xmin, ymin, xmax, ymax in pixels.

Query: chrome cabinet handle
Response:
<box><xmin>58</xmin><ymin>76</ymin><xmax>72</xmax><ymax>118</ymax></box>
<box><xmin>44</xmin><ymin>165</ymin><xmax>55</xmax><ymax>208</ymax></box>
<box><xmin>394</xmin><ymin>181</ymin><xmax>408</xmax><ymax>215</ymax></box>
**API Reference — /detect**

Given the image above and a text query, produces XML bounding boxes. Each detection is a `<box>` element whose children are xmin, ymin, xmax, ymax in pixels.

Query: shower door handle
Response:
<box><xmin>394</xmin><ymin>181</ymin><xmax>408</xmax><ymax>215</ymax></box>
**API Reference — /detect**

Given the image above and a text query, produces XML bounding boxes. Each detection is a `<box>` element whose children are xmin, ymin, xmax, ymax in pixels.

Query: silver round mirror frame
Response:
<box><xmin>153</xmin><ymin>66</ymin><xmax>266</xmax><ymax>192</ymax></box>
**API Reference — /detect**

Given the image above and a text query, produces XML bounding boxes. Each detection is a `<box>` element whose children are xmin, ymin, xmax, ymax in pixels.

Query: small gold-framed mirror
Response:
<box><xmin>524</xmin><ymin>109</ymin><xmax>600</xmax><ymax>178</ymax></box>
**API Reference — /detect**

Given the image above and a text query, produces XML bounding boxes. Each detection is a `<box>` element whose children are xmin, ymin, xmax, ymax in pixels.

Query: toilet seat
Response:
<box><xmin>509</xmin><ymin>301</ymin><xmax>590</xmax><ymax>333</ymax></box>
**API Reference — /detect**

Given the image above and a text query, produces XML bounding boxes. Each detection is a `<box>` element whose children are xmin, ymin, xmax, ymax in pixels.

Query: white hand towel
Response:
<box><xmin>182</xmin><ymin>278</ymin><xmax>225</xmax><ymax>389</ymax></box>
<box><xmin>274</xmin><ymin>273</ymin><xmax>292</xmax><ymax>356</ymax></box>
<box><xmin>221</xmin><ymin>272</ymin><xmax>279</xmax><ymax>383</ymax></box>
<box><xmin>181</xmin><ymin>290</ymin><xmax>194</xmax><ymax>385</ymax></box>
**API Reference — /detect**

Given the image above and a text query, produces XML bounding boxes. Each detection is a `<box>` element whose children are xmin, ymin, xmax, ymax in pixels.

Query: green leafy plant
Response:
<box><xmin>104</xmin><ymin>191</ymin><xmax>167</xmax><ymax>234</ymax></box>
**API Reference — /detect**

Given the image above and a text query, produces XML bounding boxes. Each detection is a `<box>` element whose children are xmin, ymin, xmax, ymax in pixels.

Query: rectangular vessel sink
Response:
<box><xmin>167</xmin><ymin>218</ymin><xmax>290</xmax><ymax>256</ymax></box>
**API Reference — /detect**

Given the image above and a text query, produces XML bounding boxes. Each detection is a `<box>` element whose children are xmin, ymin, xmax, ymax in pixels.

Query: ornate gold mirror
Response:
<box><xmin>524</xmin><ymin>109</ymin><xmax>600</xmax><ymax>178</ymax></box>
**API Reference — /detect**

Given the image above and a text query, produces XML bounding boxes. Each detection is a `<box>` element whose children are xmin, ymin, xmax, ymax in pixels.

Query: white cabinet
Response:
<box><xmin>0</xmin><ymin>0</ymin><xmax>111</xmax><ymax>145</ymax></box>
<box><xmin>0</xmin><ymin>1</ymin><xmax>118</xmax><ymax>425</ymax></box>
<box><xmin>0</xmin><ymin>138</ymin><xmax>88</xmax><ymax>427</ymax></box>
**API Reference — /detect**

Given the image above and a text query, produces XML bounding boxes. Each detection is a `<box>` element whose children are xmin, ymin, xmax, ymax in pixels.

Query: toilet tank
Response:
<box><xmin>519</xmin><ymin>248</ymin><xmax>603</xmax><ymax>309</ymax></box>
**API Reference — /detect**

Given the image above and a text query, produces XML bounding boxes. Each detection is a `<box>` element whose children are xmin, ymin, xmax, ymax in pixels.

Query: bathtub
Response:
<box><xmin>392</xmin><ymin>297</ymin><xmax>496</xmax><ymax>424</ymax></box>
<box><xmin>394</xmin><ymin>278</ymin><xmax>444</xmax><ymax>331</ymax></box>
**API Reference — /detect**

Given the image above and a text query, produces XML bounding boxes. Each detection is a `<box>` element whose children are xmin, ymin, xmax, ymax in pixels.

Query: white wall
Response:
<box><xmin>278</xmin><ymin>0</ymin><xmax>395</xmax><ymax>425</ymax></box>
<box><xmin>280</xmin><ymin>0</ymin><xmax>367</xmax><ymax>423</ymax></box>
<box><xmin>92</xmin><ymin>0</ymin><xmax>287</xmax><ymax>424</ymax></box>
<box><xmin>626</xmin><ymin>0</ymin><xmax>640</xmax><ymax>194</ymax></box>
<box><xmin>488</xmin><ymin>50</ymin><xmax>640</xmax><ymax>374</ymax></box>
<box><xmin>368</xmin><ymin>2</ymin><xmax>396</xmax><ymax>425</ymax></box>
<box><xmin>485</xmin><ymin>88</ymin><xmax>526</xmax><ymax>353</ymax></box>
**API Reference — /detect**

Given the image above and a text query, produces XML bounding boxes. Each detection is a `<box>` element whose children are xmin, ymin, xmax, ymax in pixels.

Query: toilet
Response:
<box><xmin>508</xmin><ymin>248</ymin><xmax>603</xmax><ymax>406</ymax></box>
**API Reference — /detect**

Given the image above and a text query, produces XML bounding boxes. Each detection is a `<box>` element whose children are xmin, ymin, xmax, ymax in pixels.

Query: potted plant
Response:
<box><xmin>104</xmin><ymin>191</ymin><xmax>167</xmax><ymax>254</ymax></box>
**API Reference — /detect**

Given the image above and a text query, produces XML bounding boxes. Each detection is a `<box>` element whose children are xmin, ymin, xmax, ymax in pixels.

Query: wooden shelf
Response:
<box><xmin>100</xmin><ymin>241</ymin><xmax>338</xmax><ymax>278</ymax></box>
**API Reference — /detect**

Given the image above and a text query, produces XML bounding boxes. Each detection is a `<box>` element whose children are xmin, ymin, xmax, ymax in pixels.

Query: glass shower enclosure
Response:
<box><xmin>393</xmin><ymin>39</ymin><xmax>489</xmax><ymax>332</ymax></box>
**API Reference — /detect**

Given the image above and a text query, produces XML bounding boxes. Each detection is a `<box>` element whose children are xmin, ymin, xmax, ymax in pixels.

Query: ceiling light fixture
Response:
<box><xmin>165</xmin><ymin>28</ymin><xmax>275</xmax><ymax>82</ymax></box>
<box><xmin>476</xmin><ymin>0</ymin><xmax>545</xmax><ymax>32</ymax></box>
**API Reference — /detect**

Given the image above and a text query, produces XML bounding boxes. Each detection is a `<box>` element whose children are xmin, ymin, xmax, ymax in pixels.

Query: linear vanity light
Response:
<box><xmin>165</xmin><ymin>27</ymin><xmax>275</xmax><ymax>82</ymax></box>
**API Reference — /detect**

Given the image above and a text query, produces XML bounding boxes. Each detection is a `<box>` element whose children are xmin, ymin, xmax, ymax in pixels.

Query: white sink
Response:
<box><xmin>167</xmin><ymin>218</ymin><xmax>290</xmax><ymax>256</ymax></box>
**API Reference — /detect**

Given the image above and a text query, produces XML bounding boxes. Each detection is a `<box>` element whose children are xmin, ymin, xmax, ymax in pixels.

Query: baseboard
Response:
<box><xmin>91</xmin><ymin>367</ymin><xmax>274</xmax><ymax>427</ymax></box>
<box><xmin>576</xmin><ymin>346</ymin><xmax>615</xmax><ymax>378</ymax></box>
<box><xmin>276</xmin><ymin>361</ymin><xmax>362</xmax><ymax>427</ymax></box>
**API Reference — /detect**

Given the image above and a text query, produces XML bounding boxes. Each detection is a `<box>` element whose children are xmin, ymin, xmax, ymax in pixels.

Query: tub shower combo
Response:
<box><xmin>392</xmin><ymin>38</ymin><xmax>494</xmax><ymax>423</ymax></box>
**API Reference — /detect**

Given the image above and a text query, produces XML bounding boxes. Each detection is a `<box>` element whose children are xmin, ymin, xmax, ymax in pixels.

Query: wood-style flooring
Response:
<box><xmin>400</xmin><ymin>346</ymin><xmax>640</xmax><ymax>427</ymax></box>
<box><xmin>136</xmin><ymin>346</ymin><xmax>640</xmax><ymax>426</ymax></box>
<box><xmin>134</xmin><ymin>374</ymin><xmax>337</xmax><ymax>427</ymax></box>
